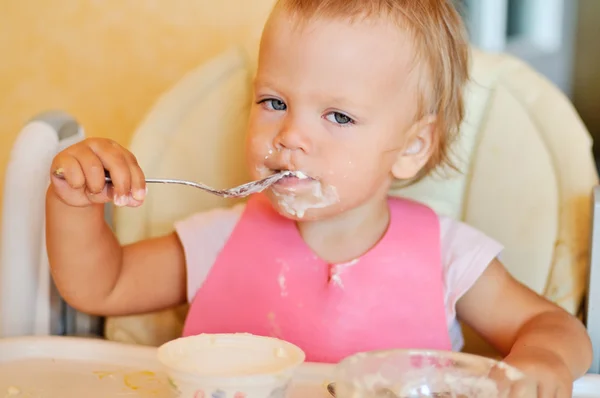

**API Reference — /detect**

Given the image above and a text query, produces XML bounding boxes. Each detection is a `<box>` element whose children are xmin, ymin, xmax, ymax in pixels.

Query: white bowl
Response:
<box><xmin>157</xmin><ymin>333</ymin><xmax>305</xmax><ymax>398</ymax></box>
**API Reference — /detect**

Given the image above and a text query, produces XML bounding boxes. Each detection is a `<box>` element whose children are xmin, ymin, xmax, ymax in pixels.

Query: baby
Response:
<box><xmin>46</xmin><ymin>0</ymin><xmax>592</xmax><ymax>396</ymax></box>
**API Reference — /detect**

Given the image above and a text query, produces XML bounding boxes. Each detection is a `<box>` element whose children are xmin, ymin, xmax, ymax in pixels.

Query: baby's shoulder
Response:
<box><xmin>436</xmin><ymin>214</ymin><xmax>504</xmax><ymax>272</ymax></box>
<box><xmin>437</xmin><ymin>214</ymin><xmax>490</xmax><ymax>241</ymax></box>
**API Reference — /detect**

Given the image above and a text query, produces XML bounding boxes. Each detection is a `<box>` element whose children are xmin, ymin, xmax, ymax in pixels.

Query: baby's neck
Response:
<box><xmin>297</xmin><ymin>196</ymin><xmax>390</xmax><ymax>264</ymax></box>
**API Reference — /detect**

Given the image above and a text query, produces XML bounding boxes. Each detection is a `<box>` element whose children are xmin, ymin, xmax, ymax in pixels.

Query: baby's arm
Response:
<box><xmin>457</xmin><ymin>258</ymin><xmax>592</xmax><ymax>395</ymax></box>
<box><xmin>46</xmin><ymin>138</ymin><xmax>187</xmax><ymax>316</ymax></box>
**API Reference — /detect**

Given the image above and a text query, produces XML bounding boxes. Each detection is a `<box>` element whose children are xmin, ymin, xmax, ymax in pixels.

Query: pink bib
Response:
<box><xmin>183</xmin><ymin>194</ymin><xmax>451</xmax><ymax>363</ymax></box>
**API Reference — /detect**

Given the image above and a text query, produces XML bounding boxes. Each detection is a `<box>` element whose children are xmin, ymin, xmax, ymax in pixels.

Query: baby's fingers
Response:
<box><xmin>51</xmin><ymin>154</ymin><xmax>85</xmax><ymax>190</ymax></box>
<box><xmin>70</xmin><ymin>146</ymin><xmax>115</xmax><ymax>204</ymax></box>
<box><xmin>124</xmin><ymin>151</ymin><xmax>147</xmax><ymax>203</ymax></box>
<box><xmin>88</xmin><ymin>140</ymin><xmax>132</xmax><ymax>199</ymax></box>
<box><xmin>50</xmin><ymin>155</ymin><xmax>95</xmax><ymax>207</ymax></box>
<box><xmin>76</xmin><ymin>146</ymin><xmax>110</xmax><ymax>195</ymax></box>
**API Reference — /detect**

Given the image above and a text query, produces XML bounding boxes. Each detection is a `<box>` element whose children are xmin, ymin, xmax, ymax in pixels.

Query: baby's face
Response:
<box><xmin>246</xmin><ymin>11</ymin><xmax>423</xmax><ymax>220</ymax></box>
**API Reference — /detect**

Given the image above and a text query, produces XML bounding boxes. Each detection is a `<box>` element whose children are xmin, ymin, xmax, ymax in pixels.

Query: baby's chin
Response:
<box><xmin>273</xmin><ymin>205</ymin><xmax>320</xmax><ymax>221</ymax></box>
<box><xmin>264</xmin><ymin>188</ymin><xmax>341</xmax><ymax>221</ymax></box>
<box><xmin>270</xmin><ymin>200</ymin><xmax>335</xmax><ymax>222</ymax></box>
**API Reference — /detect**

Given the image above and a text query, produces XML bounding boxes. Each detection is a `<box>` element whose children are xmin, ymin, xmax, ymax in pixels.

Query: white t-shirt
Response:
<box><xmin>174</xmin><ymin>203</ymin><xmax>503</xmax><ymax>351</ymax></box>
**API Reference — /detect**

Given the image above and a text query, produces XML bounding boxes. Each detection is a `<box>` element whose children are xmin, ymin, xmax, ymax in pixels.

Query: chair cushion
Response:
<box><xmin>115</xmin><ymin>46</ymin><xmax>255</xmax><ymax>245</ymax></box>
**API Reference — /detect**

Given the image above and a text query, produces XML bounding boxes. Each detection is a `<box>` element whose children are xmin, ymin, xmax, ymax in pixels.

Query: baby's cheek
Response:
<box><xmin>247</xmin><ymin>159</ymin><xmax>268</xmax><ymax>179</ymax></box>
<box><xmin>329</xmin><ymin>168</ymin><xmax>380</xmax><ymax>203</ymax></box>
<box><xmin>244</xmin><ymin>156</ymin><xmax>259</xmax><ymax>179</ymax></box>
<box><xmin>318</xmin><ymin>155</ymin><xmax>348</xmax><ymax>179</ymax></box>
<box><xmin>328</xmin><ymin>161</ymin><xmax>363</xmax><ymax>185</ymax></box>
<box><xmin>244</xmin><ymin>147</ymin><xmax>266</xmax><ymax>178</ymax></box>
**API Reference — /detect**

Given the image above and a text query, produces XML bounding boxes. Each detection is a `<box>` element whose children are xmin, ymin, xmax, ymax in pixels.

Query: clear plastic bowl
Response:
<box><xmin>157</xmin><ymin>333</ymin><xmax>305</xmax><ymax>398</ymax></box>
<box><xmin>334</xmin><ymin>349</ymin><xmax>537</xmax><ymax>398</ymax></box>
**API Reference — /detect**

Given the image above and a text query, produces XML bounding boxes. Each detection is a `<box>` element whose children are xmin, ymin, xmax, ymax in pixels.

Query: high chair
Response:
<box><xmin>100</xmin><ymin>45</ymin><xmax>600</xmax><ymax>367</ymax></box>
<box><xmin>1</xmin><ymin>0</ymin><xmax>599</xmax><ymax>376</ymax></box>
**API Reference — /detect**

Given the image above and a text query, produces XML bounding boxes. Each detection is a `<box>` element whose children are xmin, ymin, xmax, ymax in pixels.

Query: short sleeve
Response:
<box><xmin>439</xmin><ymin>216</ymin><xmax>504</xmax><ymax>322</ymax></box>
<box><xmin>174</xmin><ymin>203</ymin><xmax>245</xmax><ymax>302</ymax></box>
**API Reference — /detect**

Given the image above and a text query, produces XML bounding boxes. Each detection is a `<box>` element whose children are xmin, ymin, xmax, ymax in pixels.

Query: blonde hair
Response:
<box><xmin>274</xmin><ymin>0</ymin><xmax>470</xmax><ymax>177</ymax></box>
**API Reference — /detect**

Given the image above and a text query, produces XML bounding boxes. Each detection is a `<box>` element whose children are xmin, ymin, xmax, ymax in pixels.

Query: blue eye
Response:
<box><xmin>259</xmin><ymin>98</ymin><xmax>287</xmax><ymax>111</ymax></box>
<box><xmin>325</xmin><ymin>112</ymin><xmax>354</xmax><ymax>125</ymax></box>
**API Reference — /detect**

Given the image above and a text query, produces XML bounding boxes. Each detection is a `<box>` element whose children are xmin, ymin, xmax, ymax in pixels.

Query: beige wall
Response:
<box><xmin>573</xmin><ymin>0</ymin><xmax>600</xmax><ymax>141</ymax></box>
<box><xmin>0</xmin><ymin>0</ymin><xmax>274</xmax><ymax>220</ymax></box>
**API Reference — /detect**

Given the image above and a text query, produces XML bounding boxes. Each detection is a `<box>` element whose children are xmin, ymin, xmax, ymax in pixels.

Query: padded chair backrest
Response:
<box><xmin>114</xmin><ymin>47</ymin><xmax>255</xmax><ymax>245</ymax></box>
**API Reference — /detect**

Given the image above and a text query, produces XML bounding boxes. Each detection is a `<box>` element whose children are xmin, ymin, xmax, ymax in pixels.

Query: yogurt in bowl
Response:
<box><xmin>157</xmin><ymin>333</ymin><xmax>305</xmax><ymax>398</ymax></box>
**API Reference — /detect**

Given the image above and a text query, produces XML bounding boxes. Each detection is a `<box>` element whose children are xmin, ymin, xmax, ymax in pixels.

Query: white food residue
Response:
<box><xmin>329</xmin><ymin>259</ymin><xmax>359</xmax><ymax>288</ymax></box>
<box><xmin>294</xmin><ymin>171</ymin><xmax>308</xmax><ymax>179</ymax></box>
<box><xmin>274</xmin><ymin>181</ymin><xmax>338</xmax><ymax>218</ymax></box>
<box><xmin>5</xmin><ymin>386</ymin><xmax>19</xmax><ymax>396</ymax></box>
<box><xmin>278</xmin><ymin>273</ymin><xmax>287</xmax><ymax>296</ymax></box>
<box><xmin>277</xmin><ymin>259</ymin><xmax>289</xmax><ymax>297</ymax></box>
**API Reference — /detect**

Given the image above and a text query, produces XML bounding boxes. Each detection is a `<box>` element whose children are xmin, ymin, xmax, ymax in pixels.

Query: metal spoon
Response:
<box><xmin>52</xmin><ymin>169</ymin><xmax>293</xmax><ymax>198</ymax></box>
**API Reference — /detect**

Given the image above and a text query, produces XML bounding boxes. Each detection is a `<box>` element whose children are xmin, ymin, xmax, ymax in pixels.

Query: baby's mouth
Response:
<box><xmin>272</xmin><ymin>169</ymin><xmax>315</xmax><ymax>189</ymax></box>
<box><xmin>275</xmin><ymin>170</ymin><xmax>311</xmax><ymax>179</ymax></box>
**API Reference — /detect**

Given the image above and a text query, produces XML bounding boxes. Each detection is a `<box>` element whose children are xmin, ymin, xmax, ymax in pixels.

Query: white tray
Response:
<box><xmin>0</xmin><ymin>336</ymin><xmax>598</xmax><ymax>397</ymax></box>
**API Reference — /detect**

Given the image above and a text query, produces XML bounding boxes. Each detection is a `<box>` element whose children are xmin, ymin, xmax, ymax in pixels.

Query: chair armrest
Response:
<box><xmin>586</xmin><ymin>185</ymin><xmax>600</xmax><ymax>373</ymax></box>
<box><xmin>28</xmin><ymin>111</ymin><xmax>105</xmax><ymax>338</ymax></box>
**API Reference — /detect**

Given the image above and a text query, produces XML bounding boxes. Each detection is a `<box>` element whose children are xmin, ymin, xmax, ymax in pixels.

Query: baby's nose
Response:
<box><xmin>274</xmin><ymin>125</ymin><xmax>312</xmax><ymax>153</ymax></box>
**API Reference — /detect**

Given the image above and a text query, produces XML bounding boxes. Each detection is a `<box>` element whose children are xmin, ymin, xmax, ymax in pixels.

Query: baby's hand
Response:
<box><xmin>50</xmin><ymin>138</ymin><xmax>146</xmax><ymax>208</ymax></box>
<box><xmin>504</xmin><ymin>346</ymin><xmax>573</xmax><ymax>398</ymax></box>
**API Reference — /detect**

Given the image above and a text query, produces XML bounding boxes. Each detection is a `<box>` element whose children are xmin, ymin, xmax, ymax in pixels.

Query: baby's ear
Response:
<box><xmin>391</xmin><ymin>115</ymin><xmax>436</xmax><ymax>180</ymax></box>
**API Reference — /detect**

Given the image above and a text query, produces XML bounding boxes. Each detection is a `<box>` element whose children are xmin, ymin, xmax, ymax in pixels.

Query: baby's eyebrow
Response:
<box><xmin>253</xmin><ymin>76</ymin><xmax>279</xmax><ymax>91</ymax></box>
<box><xmin>324</xmin><ymin>94</ymin><xmax>368</xmax><ymax>113</ymax></box>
